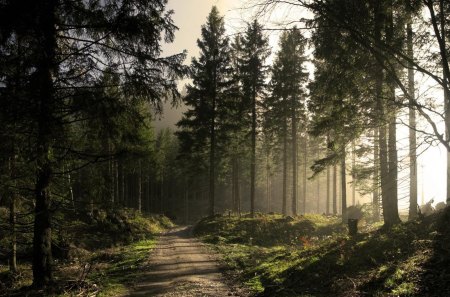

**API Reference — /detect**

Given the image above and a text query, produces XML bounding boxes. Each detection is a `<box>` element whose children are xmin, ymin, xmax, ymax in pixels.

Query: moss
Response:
<box><xmin>195</xmin><ymin>211</ymin><xmax>448</xmax><ymax>297</ymax></box>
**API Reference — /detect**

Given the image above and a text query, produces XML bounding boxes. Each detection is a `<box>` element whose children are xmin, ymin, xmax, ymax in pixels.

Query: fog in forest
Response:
<box><xmin>1</xmin><ymin>0</ymin><xmax>450</xmax><ymax>296</ymax></box>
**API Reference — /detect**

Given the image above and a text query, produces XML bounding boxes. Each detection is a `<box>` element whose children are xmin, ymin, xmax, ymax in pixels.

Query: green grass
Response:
<box><xmin>195</xmin><ymin>211</ymin><xmax>450</xmax><ymax>297</ymax></box>
<box><xmin>91</xmin><ymin>239</ymin><xmax>157</xmax><ymax>297</ymax></box>
<box><xmin>0</xmin><ymin>209</ymin><xmax>173</xmax><ymax>297</ymax></box>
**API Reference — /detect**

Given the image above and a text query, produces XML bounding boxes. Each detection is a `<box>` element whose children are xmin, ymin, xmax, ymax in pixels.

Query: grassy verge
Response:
<box><xmin>194</xmin><ymin>211</ymin><xmax>450</xmax><ymax>297</ymax></box>
<box><xmin>0</xmin><ymin>209</ymin><xmax>173</xmax><ymax>296</ymax></box>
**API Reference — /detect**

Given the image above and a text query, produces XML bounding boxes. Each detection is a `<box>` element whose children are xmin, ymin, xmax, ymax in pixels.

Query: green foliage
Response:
<box><xmin>0</xmin><ymin>210</ymin><xmax>173</xmax><ymax>296</ymax></box>
<box><xmin>195</xmin><ymin>210</ymin><xmax>450</xmax><ymax>296</ymax></box>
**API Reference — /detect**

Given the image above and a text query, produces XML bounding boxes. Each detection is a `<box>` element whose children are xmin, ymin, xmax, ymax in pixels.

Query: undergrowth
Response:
<box><xmin>0</xmin><ymin>209</ymin><xmax>173</xmax><ymax>296</ymax></box>
<box><xmin>195</xmin><ymin>211</ymin><xmax>450</xmax><ymax>297</ymax></box>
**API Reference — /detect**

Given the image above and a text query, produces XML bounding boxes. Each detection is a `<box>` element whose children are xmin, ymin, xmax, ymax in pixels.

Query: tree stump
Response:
<box><xmin>348</xmin><ymin>219</ymin><xmax>358</xmax><ymax>236</ymax></box>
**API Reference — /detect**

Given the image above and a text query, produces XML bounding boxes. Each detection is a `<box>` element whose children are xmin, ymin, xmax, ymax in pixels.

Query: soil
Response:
<box><xmin>127</xmin><ymin>226</ymin><xmax>249</xmax><ymax>297</ymax></box>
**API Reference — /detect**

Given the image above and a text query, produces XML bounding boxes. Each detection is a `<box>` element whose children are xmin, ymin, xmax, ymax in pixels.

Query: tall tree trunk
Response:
<box><xmin>326</xmin><ymin>134</ymin><xmax>331</xmax><ymax>215</ymax></box>
<box><xmin>114</xmin><ymin>160</ymin><xmax>119</xmax><ymax>206</ymax></box>
<box><xmin>266</xmin><ymin>152</ymin><xmax>271</xmax><ymax>212</ymax></box>
<box><xmin>373</xmin><ymin>129</ymin><xmax>380</xmax><ymax>221</ymax></box>
<box><xmin>282</xmin><ymin>118</ymin><xmax>288</xmax><ymax>215</ymax></box>
<box><xmin>326</xmin><ymin>165</ymin><xmax>330</xmax><ymax>215</ymax></box>
<box><xmin>9</xmin><ymin>154</ymin><xmax>17</xmax><ymax>273</ymax></box>
<box><xmin>384</xmin><ymin>0</ymin><xmax>400</xmax><ymax>226</ymax></box>
<box><xmin>292</xmin><ymin>103</ymin><xmax>298</xmax><ymax>216</ymax></box>
<box><xmin>138</xmin><ymin>161</ymin><xmax>142</xmax><ymax>212</ymax></box>
<box><xmin>209</xmin><ymin>102</ymin><xmax>216</xmax><ymax>216</ymax></box>
<box><xmin>250</xmin><ymin>85</ymin><xmax>257</xmax><ymax>217</ymax></box>
<box><xmin>118</xmin><ymin>160</ymin><xmax>124</xmax><ymax>206</ymax></box>
<box><xmin>341</xmin><ymin>152</ymin><xmax>347</xmax><ymax>223</ymax></box>
<box><xmin>333</xmin><ymin>164</ymin><xmax>337</xmax><ymax>215</ymax></box>
<box><xmin>32</xmin><ymin>0</ymin><xmax>57</xmax><ymax>287</ymax></box>
<box><xmin>373</xmin><ymin>0</ymin><xmax>395</xmax><ymax>226</ymax></box>
<box><xmin>351</xmin><ymin>141</ymin><xmax>356</xmax><ymax>205</ymax></box>
<box><xmin>407</xmin><ymin>20</ymin><xmax>418</xmax><ymax>220</ymax></box>
<box><xmin>316</xmin><ymin>148</ymin><xmax>320</xmax><ymax>214</ymax></box>
<box><xmin>236</xmin><ymin>159</ymin><xmax>241</xmax><ymax>215</ymax></box>
<box><xmin>431</xmin><ymin>0</ymin><xmax>450</xmax><ymax>204</ymax></box>
<box><xmin>232</xmin><ymin>156</ymin><xmax>240</xmax><ymax>213</ymax></box>
<box><xmin>231</xmin><ymin>158</ymin><xmax>236</xmax><ymax>212</ymax></box>
<box><xmin>302</xmin><ymin>136</ymin><xmax>307</xmax><ymax>214</ymax></box>
<box><xmin>185</xmin><ymin>178</ymin><xmax>189</xmax><ymax>223</ymax></box>
<box><xmin>9</xmin><ymin>191</ymin><xmax>17</xmax><ymax>273</ymax></box>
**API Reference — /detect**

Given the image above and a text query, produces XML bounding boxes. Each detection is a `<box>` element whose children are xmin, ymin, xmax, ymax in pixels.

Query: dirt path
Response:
<box><xmin>127</xmin><ymin>226</ymin><xmax>247</xmax><ymax>297</ymax></box>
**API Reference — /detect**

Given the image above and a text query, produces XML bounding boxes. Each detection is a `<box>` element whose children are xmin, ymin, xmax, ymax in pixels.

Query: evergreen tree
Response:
<box><xmin>177</xmin><ymin>6</ymin><xmax>232</xmax><ymax>216</ymax></box>
<box><xmin>0</xmin><ymin>0</ymin><xmax>186</xmax><ymax>287</ymax></box>
<box><xmin>240</xmin><ymin>20</ymin><xmax>270</xmax><ymax>217</ymax></box>
<box><xmin>266</xmin><ymin>28</ymin><xmax>308</xmax><ymax>215</ymax></box>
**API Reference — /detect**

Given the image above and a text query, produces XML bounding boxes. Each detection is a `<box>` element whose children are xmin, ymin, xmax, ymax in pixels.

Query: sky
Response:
<box><xmin>156</xmin><ymin>0</ymin><xmax>447</xmax><ymax>208</ymax></box>
<box><xmin>156</xmin><ymin>0</ymin><xmax>241</xmax><ymax>130</ymax></box>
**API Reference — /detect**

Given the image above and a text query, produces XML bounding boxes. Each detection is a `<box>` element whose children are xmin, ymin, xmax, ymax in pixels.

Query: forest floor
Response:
<box><xmin>194</xmin><ymin>210</ymin><xmax>450</xmax><ymax>297</ymax></box>
<box><xmin>126</xmin><ymin>226</ymin><xmax>249</xmax><ymax>297</ymax></box>
<box><xmin>0</xmin><ymin>209</ymin><xmax>174</xmax><ymax>296</ymax></box>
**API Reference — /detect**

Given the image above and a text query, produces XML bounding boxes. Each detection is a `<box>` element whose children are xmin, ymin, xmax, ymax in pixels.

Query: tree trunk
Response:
<box><xmin>326</xmin><ymin>134</ymin><xmax>331</xmax><ymax>215</ymax></box>
<box><xmin>326</xmin><ymin>166</ymin><xmax>330</xmax><ymax>215</ymax></box>
<box><xmin>316</xmin><ymin>148</ymin><xmax>320</xmax><ymax>214</ymax></box>
<box><xmin>209</xmin><ymin>105</ymin><xmax>216</xmax><ymax>216</ymax></box>
<box><xmin>373</xmin><ymin>129</ymin><xmax>380</xmax><ymax>221</ymax></box>
<box><xmin>250</xmin><ymin>85</ymin><xmax>257</xmax><ymax>217</ymax></box>
<box><xmin>282</xmin><ymin>118</ymin><xmax>288</xmax><ymax>215</ymax></box>
<box><xmin>302</xmin><ymin>136</ymin><xmax>307</xmax><ymax>214</ymax></box>
<box><xmin>118</xmin><ymin>160</ymin><xmax>124</xmax><ymax>206</ymax></box>
<box><xmin>384</xmin><ymin>0</ymin><xmax>400</xmax><ymax>226</ymax></box>
<box><xmin>407</xmin><ymin>20</ymin><xmax>418</xmax><ymax>220</ymax></box>
<box><xmin>185</xmin><ymin>178</ymin><xmax>189</xmax><ymax>223</ymax></box>
<box><xmin>292</xmin><ymin>98</ymin><xmax>298</xmax><ymax>216</ymax></box>
<box><xmin>32</xmin><ymin>0</ymin><xmax>57</xmax><ymax>287</ymax></box>
<box><xmin>138</xmin><ymin>161</ymin><xmax>142</xmax><ymax>212</ymax></box>
<box><xmin>209</xmin><ymin>58</ymin><xmax>217</xmax><ymax>217</ymax></box>
<box><xmin>333</xmin><ymin>164</ymin><xmax>337</xmax><ymax>215</ymax></box>
<box><xmin>266</xmin><ymin>152</ymin><xmax>271</xmax><ymax>212</ymax></box>
<box><xmin>9</xmin><ymin>155</ymin><xmax>17</xmax><ymax>273</ymax></box>
<box><xmin>341</xmin><ymin>152</ymin><xmax>347</xmax><ymax>223</ymax></box>
<box><xmin>351</xmin><ymin>141</ymin><xmax>356</xmax><ymax>205</ymax></box>
<box><xmin>236</xmin><ymin>159</ymin><xmax>241</xmax><ymax>215</ymax></box>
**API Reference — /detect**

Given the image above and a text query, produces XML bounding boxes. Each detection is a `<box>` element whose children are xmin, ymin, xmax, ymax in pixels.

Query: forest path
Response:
<box><xmin>127</xmin><ymin>226</ymin><xmax>247</xmax><ymax>297</ymax></box>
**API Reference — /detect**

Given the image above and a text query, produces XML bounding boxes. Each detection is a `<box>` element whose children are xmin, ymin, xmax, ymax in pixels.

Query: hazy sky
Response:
<box><xmin>156</xmin><ymin>0</ymin><xmax>242</xmax><ymax>130</ymax></box>
<box><xmin>162</xmin><ymin>0</ymin><xmax>241</xmax><ymax>59</ymax></box>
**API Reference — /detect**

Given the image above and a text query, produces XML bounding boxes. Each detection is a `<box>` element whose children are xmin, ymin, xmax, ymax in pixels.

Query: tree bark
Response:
<box><xmin>32</xmin><ymin>0</ymin><xmax>58</xmax><ymax>287</ymax></box>
<box><xmin>326</xmin><ymin>134</ymin><xmax>331</xmax><ymax>215</ymax></box>
<box><xmin>341</xmin><ymin>151</ymin><xmax>347</xmax><ymax>223</ymax></box>
<box><xmin>351</xmin><ymin>141</ymin><xmax>356</xmax><ymax>205</ymax></box>
<box><xmin>282</xmin><ymin>117</ymin><xmax>288</xmax><ymax>215</ymax></box>
<box><xmin>407</xmin><ymin>20</ymin><xmax>418</xmax><ymax>220</ymax></box>
<box><xmin>250</xmin><ymin>84</ymin><xmax>257</xmax><ymax>217</ymax></box>
<box><xmin>9</xmin><ymin>155</ymin><xmax>17</xmax><ymax>273</ymax></box>
<box><xmin>138</xmin><ymin>161</ymin><xmax>142</xmax><ymax>212</ymax></box>
<box><xmin>266</xmin><ymin>152</ymin><xmax>271</xmax><ymax>212</ymax></box>
<box><xmin>333</xmin><ymin>164</ymin><xmax>337</xmax><ymax>215</ymax></box>
<box><xmin>316</xmin><ymin>148</ymin><xmax>320</xmax><ymax>214</ymax></box>
<box><xmin>326</xmin><ymin>165</ymin><xmax>330</xmax><ymax>215</ymax></box>
<box><xmin>384</xmin><ymin>0</ymin><xmax>400</xmax><ymax>226</ymax></box>
<box><xmin>292</xmin><ymin>97</ymin><xmax>298</xmax><ymax>216</ymax></box>
<box><xmin>302</xmin><ymin>136</ymin><xmax>307</xmax><ymax>214</ymax></box>
<box><xmin>373</xmin><ymin>129</ymin><xmax>380</xmax><ymax>221</ymax></box>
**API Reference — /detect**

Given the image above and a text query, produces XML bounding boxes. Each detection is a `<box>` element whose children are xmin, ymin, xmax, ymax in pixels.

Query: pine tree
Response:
<box><xmin>177</xmin><ymin>6</ymin><xmax>232</xmax><ymax>216</ymax></box>
<box><xmin>266</xmin><ymin>28</ymin><xmax>308</xmax><ymax>215</ymax></box>
<box><xmin>240</xmin><ymin>20</ymin><xmax>270</xmax><ymax>217</ymax></box>
<box><xmin>0</xmin><ymin>0</ymin><xmax>186</xmax><ymax>287</ymax></box>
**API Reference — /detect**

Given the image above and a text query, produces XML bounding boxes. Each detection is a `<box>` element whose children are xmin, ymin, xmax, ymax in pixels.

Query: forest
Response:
<box><xmin>0</xmin><ymin>0</ymin><xmax>449</xmax><ymax>296</ymax></box>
